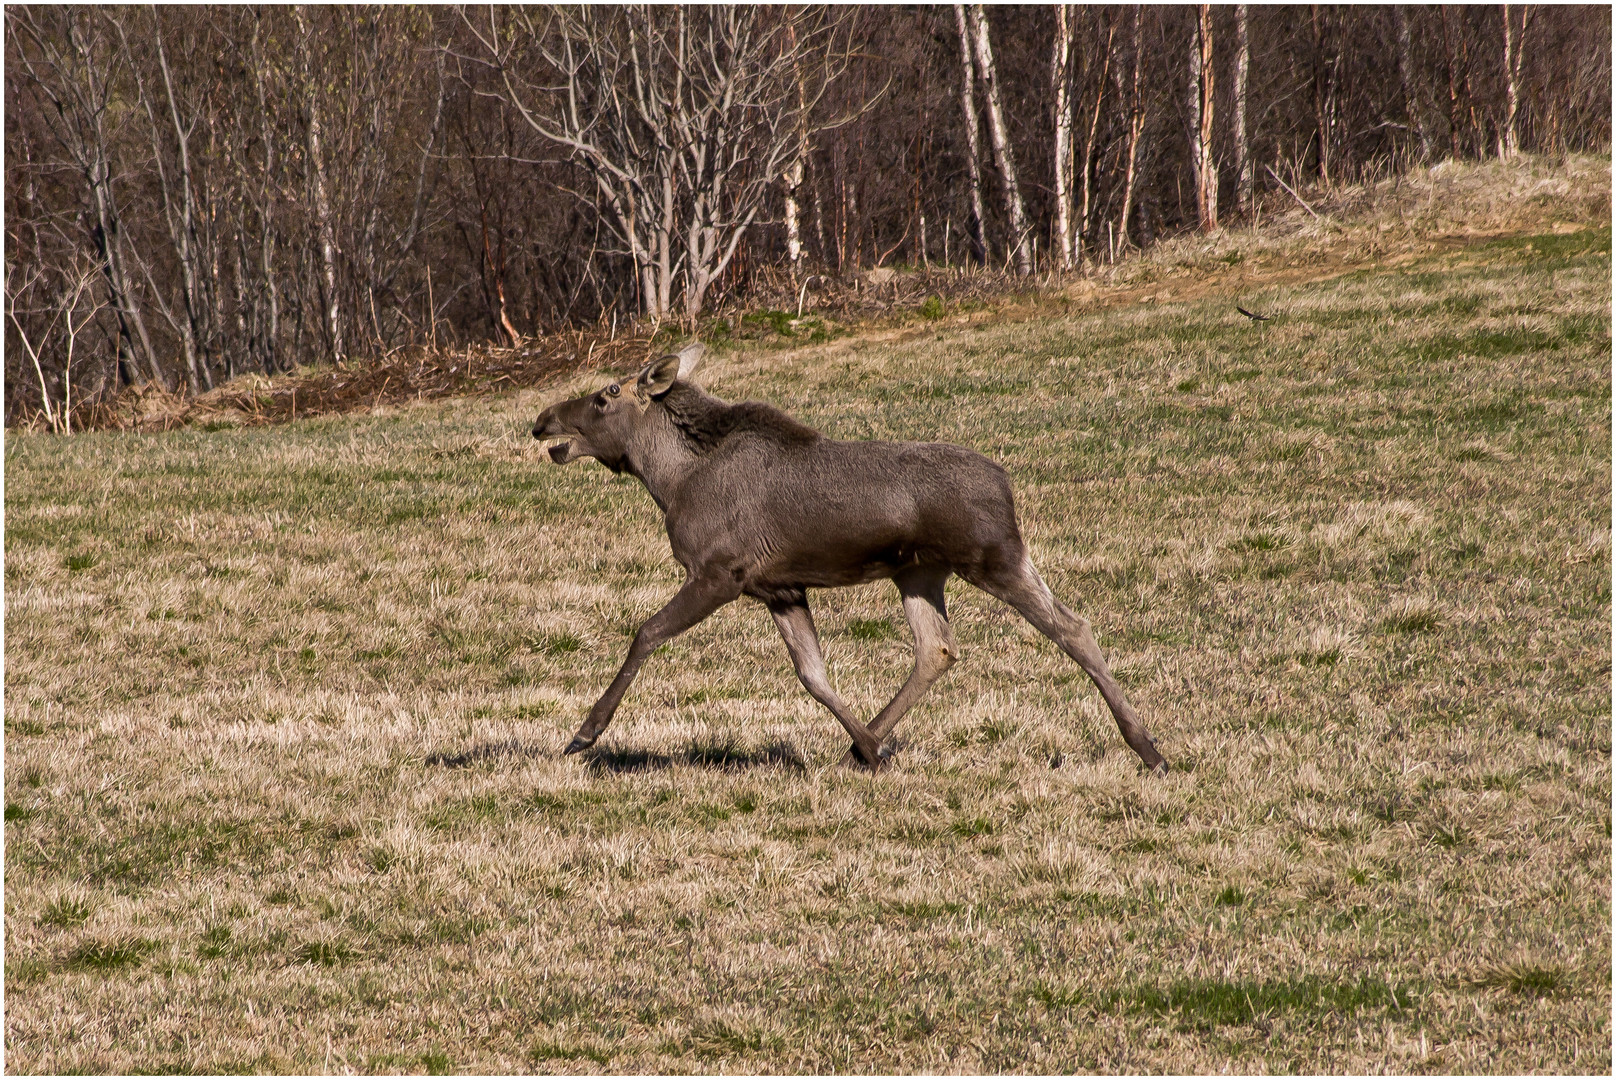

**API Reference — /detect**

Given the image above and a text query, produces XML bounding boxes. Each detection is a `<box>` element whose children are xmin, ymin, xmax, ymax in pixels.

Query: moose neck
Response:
<box><xmin>621</xmin><ymin>409</ymin><xmax>699</xmax><ymax>513</ymax></box>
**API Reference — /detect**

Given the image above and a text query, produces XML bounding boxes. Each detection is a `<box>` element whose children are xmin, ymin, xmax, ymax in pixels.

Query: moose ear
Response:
<box><xmin>673</xmin><ymin>341</ymin><xmax>705</xmax><ymax>379</ymax></box>
<box><xmin>636</xmin><ymin>352</ymin><xmax>682</xmax><ymax>399</ymax></box>
<box><xmin>636</xmin><ymin>342</ymin><xmax>704</xmax><ymax>399</ymax></box>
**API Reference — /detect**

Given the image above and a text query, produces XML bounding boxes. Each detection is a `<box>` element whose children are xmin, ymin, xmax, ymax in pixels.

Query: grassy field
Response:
<box><xmin>6</xmin><ymin>157</ymin><xmax>1611</xmax><ymax>1073</ymax></box>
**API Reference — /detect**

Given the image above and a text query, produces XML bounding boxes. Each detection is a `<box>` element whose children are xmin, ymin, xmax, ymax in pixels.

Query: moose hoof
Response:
<box><xmin>562</xmin><ymin>735</ymin><xmax>595</xmax><ymax>756</ymax></box>
<box><xmin>1150</xmin><ymin>759</ymin><xmax>1170</xmax><ymax>777</ymax></box>
<box><xmin>841</xmin><ymin>744</ymin><xmax>891</xmax><ymax>771</ymax></box>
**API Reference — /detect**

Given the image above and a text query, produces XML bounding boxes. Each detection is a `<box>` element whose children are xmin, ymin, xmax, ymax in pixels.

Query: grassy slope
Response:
<box><xmin>6</xmin><ymin>159</ymin><xmax>1610</xmax><ymax>1073</ymax></box>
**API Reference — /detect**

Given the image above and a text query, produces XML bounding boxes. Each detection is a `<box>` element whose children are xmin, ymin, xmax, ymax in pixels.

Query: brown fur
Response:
<box><xmin>659</xmin><ymin>384</ymin><xmax>821</xmax><ymax>453</ymax></box>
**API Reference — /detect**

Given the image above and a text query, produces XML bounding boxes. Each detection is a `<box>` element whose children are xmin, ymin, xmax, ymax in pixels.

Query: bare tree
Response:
<box><xmin>1232</xmin><ymin>5</ymin><xmax>1252</xmax><ymax>212</ymax></box>
<box><xmin>1115</xmin><ymin>9</ymin><xmax>1144</xmax><ymax>249</ymax></box>
<box><xmin>1079</xmin><ymin>12</ymin><xmax>1116</xmax><ymax>258</ymax></box>
<box><xmin>968</xmin><ymin>5</ymin><xmax>1031</xmax><ymax>274</ymax></box>
<box><xmin>1312</xmin><ymin>5</ymin><xmax>1339</xmax><ymax>183</ymax></box>
<box><xmin>7</xmin><ymin>264</ymin><xmax>64</xmax><ymax>431</ymax></box>
<box><xmin>1500</xmin><ymin>4</ymin><xmax>1532</xmax><ymax>157</ymax></box>
<box><xmin>8</xmin><ymin>7</ymin><xmax>164</xmax><ymax>390</ymax></box>
<box><xmin>1051</xmin><ymin>5</ymin><xmax>1074</xmax><ymax>270</ymax></box>
<box><xmin>116</xmin><ymin>9</ymin><xmax>214</xmax><ymax>393</ymax></box>
<box><xmin>952</xmin><ymin>4</ymin><xmax>990</xmax><ymax>265</ymax></box>
<box><xmin>1188</xmin><ymin>5</ymin><xmax>1217</xmax><ymax>232</ymax></box>
<box><xmin>1395</xmin><ymin>7</ymin><xmax>1433</xmax><ymax>162</ymax></box>
<box><xmin>461</xmin><ymin>6</ymin><xmax>854</xmax><ymax>320</ymax></box>
<box><xmin>295</xmin><ymin>5</ymin><xmax>344</xmax><ymax>362</ymax></box>
<box><xmin>6</xmin><ymin>256</ymin><xmax>104</xmax><ymax>432</ymax></box>
<box><xmin>781</xmin><ymin>22</ymin><xmax>810</xmax><ymax>278</ymax></box>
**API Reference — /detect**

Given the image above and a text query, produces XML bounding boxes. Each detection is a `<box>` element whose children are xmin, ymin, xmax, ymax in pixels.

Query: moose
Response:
<box><xmin>531</xmin><ymin>343</ymin><xmax>1167</xmax><ymax>774</ymax></box>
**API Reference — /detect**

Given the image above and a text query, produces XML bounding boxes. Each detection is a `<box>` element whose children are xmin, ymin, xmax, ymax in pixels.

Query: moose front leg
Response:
<box><xmin>564</xmin><ymin>573</ymin><xmax>741</xmax><ymax>756</ymax></box>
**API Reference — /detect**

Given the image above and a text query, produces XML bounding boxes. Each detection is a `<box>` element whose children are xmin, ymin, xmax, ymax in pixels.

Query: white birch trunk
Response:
<box><xmin>1051</xmin><ymin>5</ymin><xmax>1074</xmax><ymax>270</ymax></box>
<box><xmin>953</xmin><ymin>4</ymin><xmax>990</xmax><ymax>264</ymax></box>
<box><xmin>296</xmin><ymin>6</ymin><xmax>344</xmax><ymax>362</ymax></box>
<box><xmin>1501</xmin><ymin>4</ymin><xmax>1525</xmax><ymax>158</ymax></box>
<box><xmin>784</xmin><ymin>25</ymin><xmax>807</xmax><ymax>276</ymax></box>
<box><xmin>784</xmin><ymin>156</ymin><xmax>804</xmax><ymax>271</ymax></box>
<box><xmin>970</xmin><ymin>4</ymin><xmax>1031</xmax><ymax>274</ymax></box>
<box><xmin>152</xmin><ymin>22</ymin><xmax>210</xmax><ymax>391</ymax></box>
<box><xmin>1189</xmin><ymin>5</ymin><xmax>1217</xmax><ymax>232</ymax></box>
<box><xmin>1233</xmin><ymin>5</ymin><xmax>1251</xmax><ymax>211</ymax></box>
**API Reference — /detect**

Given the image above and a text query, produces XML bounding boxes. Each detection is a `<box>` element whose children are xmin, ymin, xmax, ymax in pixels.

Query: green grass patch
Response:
<box><xmin>1470</xmin><ymin>960</ymin><xmax>1572</xmax><ymax>997</ymax></box>
<box><xmin>1115</xmin><ymin>975</ymin><xmax>1420</xmax><ymax>1029</ymax></box>
<box><xmin>63</xmin><ymin>934</ymin><xmax>160</xmax><ymax>971</ymax></box>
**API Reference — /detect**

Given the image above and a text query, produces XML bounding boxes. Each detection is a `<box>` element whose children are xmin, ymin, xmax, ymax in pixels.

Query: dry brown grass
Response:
<box><xmin>5</xmin><ymin>155</ymin><xmax>1609</xmax><ymax>1073</ymax></box>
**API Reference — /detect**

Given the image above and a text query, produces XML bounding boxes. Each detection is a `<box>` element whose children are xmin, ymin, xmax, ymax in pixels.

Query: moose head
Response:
<box><xmin>531</xmin><ymin>343</ymin><xmax>704</xmax><ymax>471</ymax></box>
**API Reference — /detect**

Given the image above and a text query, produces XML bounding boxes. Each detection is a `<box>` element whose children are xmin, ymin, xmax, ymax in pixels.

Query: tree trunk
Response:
<box><xmin>970</xmin><ymin>4</ymin><xmax>1031</xmax><ymax>274</ymax></box>
<box><xmin>1395</xmin><ymin>6</ymin><xmax>1434</xmax><ymax>162</ymax></box>
<box><xmin>1116</xmin><ymin>8</ymin><xmax>1143</xmax><ymax>247</ymax></box>
<box><xmin>1233</xmin><ymin>4</ymin><xmax>1251</xmax><ymax>212</ymax></box>
<box><xmin>1312</xmin><ymin>5</ymin><xmax>1336</xmax><ymax>184</ymax></box>
<box><xmin>1188</xmin><ymin>5</ymin><xmax>1217</xmax><ymax>232</ymax></box>
<box><xmin>150</xmin><ymin>18</ymin><xmax>211</xmax><ymax>392</ymax></box>
<box><xmin>62</xmin><ymin>15</ymin><xmax>164</xmax><ymax>389</ymax></box>
<box><xmin>296</xmin><ymin>6</ymin><xmax>343</xmax><ymax>363</ymax></box>
<box><xmin>1051</xmin><ymin>5</ymin><xmax>1074</xmax><ymax>270</ymax></box>
<box><xmin>952</xmin><ymin>5</ymin><xmax>990</xmax><ymax>264</ymax></box>
<box><xmin>812</xmin><ymin>164</ymin><xmax>827</xmax><ymax>266</ymax></box>
<box><xmin>250</xmin><ymin>12</ymin><xmax>280</xmax><ymax>373</ymax></box>
<box><xmin>1440</xmin><ymin>6</ymin><xmax>1464</xmax><ymax>158</ymax></box>
<box><xmin>784</xmin><ymin>25</ymin><xmax>807</xmax><ymax>277</ymax></box>
<box><xmin>784</xmin><ymin>155</ymin><xmax>805</xmax><ymax>274</ymax></box>
<box><xmin>1501</xmin><ymin>4</ymin><xmax>1527</xmax><ymax>157</ymax></box>
<box><xmin>1078</xmin><ymin>16</ymin><xmax>1116</xmax><ymax>260</ymax></box>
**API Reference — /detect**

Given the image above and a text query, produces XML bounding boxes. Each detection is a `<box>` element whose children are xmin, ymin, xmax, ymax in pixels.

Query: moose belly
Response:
<box><xmin>741</xmin><ymin>506</ymin><xmax>963</xmax><ymax>591</ymax></box>
<box><xmin>761</xmin><ymin>543</ymin><xmax>927</xmax><ymax>590</ymax></box>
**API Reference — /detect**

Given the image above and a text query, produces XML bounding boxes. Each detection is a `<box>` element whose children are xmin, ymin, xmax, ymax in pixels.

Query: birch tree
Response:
<box><xmin>952</xmin><ymin>4</ymin><xmax>990</xmax><ymax>265</ymax></box>
<box><xmin>1232</xmin><ymin>5</ymin><xmax>1251</xmax><ymax>212</ymax></box>
<box><xmin>1050</xmin><ymin>5</ymin><xmax>1074</xmax><ymax>270</ymax></box>
<box><xmin>295</xmin><ymin>5</ymin><xmax>344</xmax><ymax>362</ymax></box>
<box><xmin>1313</xmin><ymin>5</ymin><xmax>1339</xmax><ymax>183</ymax></box>
<box><xmin>968</xmin><ymin>5</ymin><xmax>1031</xmax><ymax>274</ymax></box>
<box><xmin>117</xmin><ymin>9</ymin><xmax>214</xmax><ymax>392</ymax></box>
<box><xmin>1115</xmin><ymin>7</ymin><xmax>1144</xmax><ymax>247</ymax></box>
<box><xmin>1395</xmin><ymin>7</ymin><xmax>1434</xmax><ymax>161</ymax></box>
<box><xmin>461</xmin><ymin>6</ymin><xmax>853</xmax><ymax>320</ymax></box>
<box><xmin>1188</xmin><ymin>5</ymin><xmax>1218</xmax><ymax>232</ymax></box>
<box><xmin>1500</xmin><ymin>4</ymin><xmax>1532</xmax><ymax>158</ymax></box>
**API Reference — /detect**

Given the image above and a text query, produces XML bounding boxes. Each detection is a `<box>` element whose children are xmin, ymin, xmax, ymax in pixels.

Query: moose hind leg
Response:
<box><xmin>767</xmin><ymin>597</ymin><xmax>890</xmax><ymax>769</ymax></box>
<box><xmin>970</xmin><ymin>553</ymin><xmax>1168</xmax><ymax>774</ymax></box>
<box><xmin>839</xmin><ymin>567</ymin><xmax>957</xmax><ymax>767</ymax></box>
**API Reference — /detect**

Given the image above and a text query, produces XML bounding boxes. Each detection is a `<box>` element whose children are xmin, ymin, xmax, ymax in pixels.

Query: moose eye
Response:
<box><xmin>606</xmin><ymin>383</ymin><xmax>621</xmax><ymax>397</ymax></box>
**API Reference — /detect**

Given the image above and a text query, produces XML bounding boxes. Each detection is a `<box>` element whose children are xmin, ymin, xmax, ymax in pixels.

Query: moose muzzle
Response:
<box><xmin>531</xmin><ymin>406</ymin><xmax>583</xmax><ymax>463</ymax></box>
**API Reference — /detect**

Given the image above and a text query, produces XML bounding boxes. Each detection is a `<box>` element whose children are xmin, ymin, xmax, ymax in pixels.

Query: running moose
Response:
<box><xmin>531</xmin><ymin>343</ymin><xmax>1167</xmax><ymax>773</ymax></box>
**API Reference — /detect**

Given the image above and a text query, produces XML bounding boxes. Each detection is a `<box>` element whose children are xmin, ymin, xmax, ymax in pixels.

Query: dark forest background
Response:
<box><xmin>6</xmin><ymin>5</ymin><xmax>1610</xmax><ymax>427</ymax></box>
